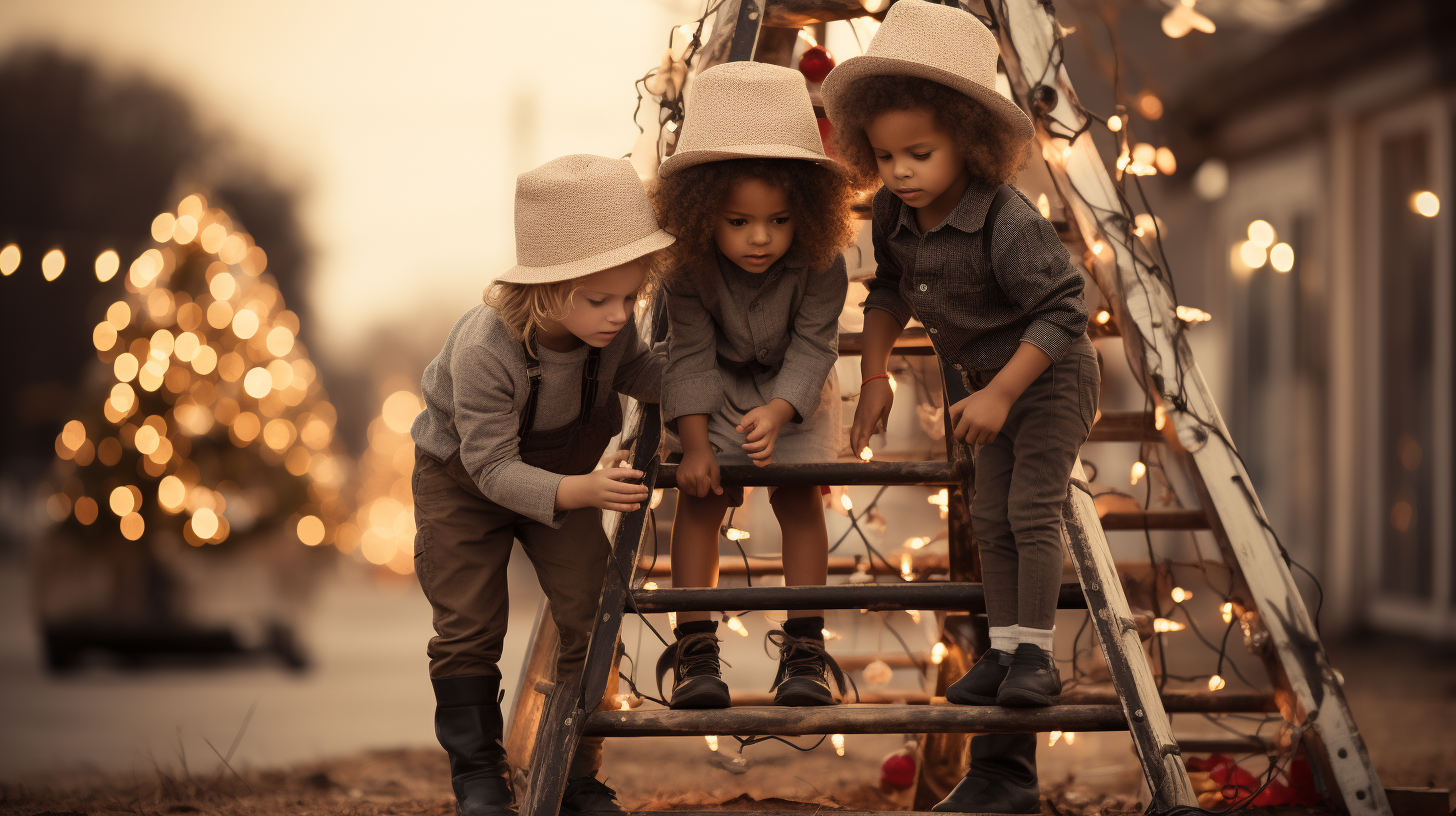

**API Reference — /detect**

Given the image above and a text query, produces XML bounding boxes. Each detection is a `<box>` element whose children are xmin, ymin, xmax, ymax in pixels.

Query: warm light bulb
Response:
<box><xmin>1208</xmin><ymin>674</ymin><xmax>1226</xmax><ymax>691</ymax></box>
<box><xmin>900</xmin><ymin>553</ymin><xmax>913</xmax><ymax>579</ymax></box>
<box><xmin>1064</xmin><ymin>732</ymin><xmax>1077</xmax><ymax>745</ymax></box>
<box><xmin>906</xmin><ymin>536</ymin><xmax>927</xmax><ymax>550</ymax></box>
<box><xmin>906</xmin><ymin>610</ymin><xmax>921</xmax><ymax>624</ymax></box>
<box><xmin>0</xmin><ymin>244</ymin><xmax>19</xmax><ymax>276</ymax></box>
<box><xmin>95</xmin><ymin>249</ymin><xmax>120</xmax><ymax>282</ymax></box>
<box><xmin>1107</xmin><ymin>115</ymin><xmax>1122</xmax><ymax>132</ymax></box>
<box><xmin>1048</xmin><ymin>730</ymin><xmax>1063</xmax><ymax>747</ymax></box>
<box><xmin>840</xmin><ymin>492</ymin><xmax>853</xmax><ymax>512</ymax></box>
<box><xmin>832</xmin><ymin>734</ymin><xmax>846</xmax><ymax>757</ymax></box>
<box><xmin>1171</xmin><ymin>587</ymin><xmax>1191</xmax><ymax>603</ymax></box>
<box><xmin>859</xmin><ymin>446</ymin><xmax>873</xmax><ymax>461</ymax></box>
<box><xmin>1247</xmin><ymin>220</ymin><xmax>1275</xmax><ymax>248</ymax></box>
<box><xmin>1036</xmin><ymin>193</ymin><xmax>1051</xmax><ymax>219</ymax></box>
<box><xmin>1411</xmin><ymin>191</ymin><xmax>1440</xmax><ymax>218</ymax></box>
<box><xmin>1153</xmin><ymin>618</ymin><xmax>1186</xmax><ymax>633</ymax></box>
<box><xmin>726</xmin><ymin>616</ymin><xmax>749</xmax><ymax>637</ymax></box>
<box><xmin>705</xmin><ymin>735</ymin><xmax>719</xmax><ymax>752</ymax></box>
<box><xmin>1154</xmin><ymin>404</ymin><xmax>1166</xmax><ymax>431</ymax></box>
<box><xmin>1269</xmin><ymin>242</ymin><xmax>1294</xmax><ymax>273</ymax></box>
<box><xmin>1130</xmin><ymin>461</ymin><xmax>1147</xmax><ymax>485</ymax></box>
<box><xmin>1095</xmin><ymin>309</ymin><xmax>1111</xmax><ymax>325</ymax></box>
<box><xmin>643</xmin><ymin>581</ymin><xmax>658</xmax><ymax>591</ymax></box>
<box><xmin>41</xmin><ymin>249</ymin><xmax>65</xmax><ymax>281</ymax></box>
<box><xmin>930</xmin><ymin>642</ymin><xmax>947</xmax><ymax>665</ymax></box>
<box><xmin>1221</xmin><ymin>602</ymin><xmax>1234</xmax><ymax>624</ymax></box>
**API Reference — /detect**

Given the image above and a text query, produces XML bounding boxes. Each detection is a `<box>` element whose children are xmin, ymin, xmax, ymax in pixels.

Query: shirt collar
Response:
<box><xmin>888</xmin><ymin>176</ymin><xmax>1000</xmax><ymax>239</ymax></box>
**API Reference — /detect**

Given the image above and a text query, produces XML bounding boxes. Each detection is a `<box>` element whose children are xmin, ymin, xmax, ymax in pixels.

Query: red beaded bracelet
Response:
<box><xmin>861</xmin><ymin>373</ymin><xmax>891</xmax><ymax>387</ymax></box>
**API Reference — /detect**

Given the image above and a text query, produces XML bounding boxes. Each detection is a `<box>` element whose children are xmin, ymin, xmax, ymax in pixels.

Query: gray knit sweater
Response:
<box><xmin>412</xmin><ymin>303</ymin><xmax>665</xmax><ymax>527</ymax></box>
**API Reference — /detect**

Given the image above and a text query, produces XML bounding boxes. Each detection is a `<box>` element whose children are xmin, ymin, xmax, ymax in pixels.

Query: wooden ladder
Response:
<box><xmin>506</xmin><ymin>2</ymin><xmax>1390</xmax><ymax>815</ymax></box>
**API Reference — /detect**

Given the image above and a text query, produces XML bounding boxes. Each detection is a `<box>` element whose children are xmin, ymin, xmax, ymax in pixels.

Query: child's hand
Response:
<box><xmin>677</xmin><ymin>447</ymin><xmax>722</xmax><ymax>498</ymax></box>
<box><xmin>850</xmin><ymin>377</ymin><xmax>895</xmax><ymax>455</ymax></box>
<box><xmin>949</xmin><ymin>389</ymin><xmax>1014</xmax><ymax>446</ymax></box>
<box><xmin>555</xmin><ymin>450</ymin><xmax>649</xmax><ymax>513</ymax></box>
<box><xmin>736</xmin><ymin>399</ymin><xmax>796</xmax><ymax>467</ymax></box>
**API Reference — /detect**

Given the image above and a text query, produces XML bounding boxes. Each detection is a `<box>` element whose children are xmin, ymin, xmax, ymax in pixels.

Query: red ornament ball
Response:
<box><xmin>797</xmin><ymin>45</ymin><xmax>836</xmax><ymax>84</ymax></box>
<box><xmin>879</xmin><ymin>751</ymin><xmax>917</xmax><ymax>790</ymax></box>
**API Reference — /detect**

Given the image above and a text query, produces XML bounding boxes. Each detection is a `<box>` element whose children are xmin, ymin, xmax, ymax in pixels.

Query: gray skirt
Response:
<box><xmin>706</xmin><ymin>364</ymin><xmax>842</xmax><ymax>468</ymax></box>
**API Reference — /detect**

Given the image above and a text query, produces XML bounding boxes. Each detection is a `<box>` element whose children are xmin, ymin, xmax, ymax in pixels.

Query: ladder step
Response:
<box><xmin>1098</xmin><ymin>509</ymin><xmax>1210</xmax><ymax>530</ymax></box>
<box><xmin>637</xmin><ymin>554</ymin><xmax>950</xmax><ymax>578</ymax></box>
<box><xmin>839</xmin><ymin>313</ymin><xmax>1117</xmax><ymax>359</ymax></box>
<box><xmin>627</xmin><ymin>581</ymin><xmax>1087</xmax><ymax>613</ymax></box>
<box><xmin>656</xmin><ymin>461</ymin><xmax>958</xmax><ymax>490</ymax></box>
<box><xmin>1086</xmin><ymin>410</ymin><xmax>1161</xmax><ymax>443</ymax></box>
<box><xmin>721</xmin><ymin>690</ymin><xmax>1276</xmax><ymax>713</ymax></box>
<box><xmin>584</xmin><ymin>703</ymin><xmax>1129</xmax><ymax>737</ymax></box>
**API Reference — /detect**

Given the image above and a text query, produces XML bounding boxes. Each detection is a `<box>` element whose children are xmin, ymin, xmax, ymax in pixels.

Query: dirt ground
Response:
<box><xmin>4</xmin><ymin>634</ymin><xmax>1452</xmax><ymax>816</ymax></box>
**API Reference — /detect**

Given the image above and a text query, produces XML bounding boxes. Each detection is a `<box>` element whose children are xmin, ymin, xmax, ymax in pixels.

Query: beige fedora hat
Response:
<box><xmin>658</xmin><ymin>61</ymin><xmax>836</xmax><ymax>177</ymax></box>
<box><xmin>820</xmin><ymin>0</ymin><xmax>1034</xmax><ymax>147</ymax></box>
<box><xmin>497</xmin><ymin>154</ymin><xmax>675</xmax><ymax>284</ymax></box>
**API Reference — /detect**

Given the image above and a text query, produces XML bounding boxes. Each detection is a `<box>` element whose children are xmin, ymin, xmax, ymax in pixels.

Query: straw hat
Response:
<box><xmin>820</xmin><ymin>0</ymin><xmax>1034</xmax><ymax>148</ymax></box>
<box><xmin>497</xmin><ymin>154</ymin><xmax>675</xmax><ymax>284</ymax></box>
<box><xmin>658</xmin><ymin>61</ymin><xmax>835</xmax><ymax>177</ymax></box>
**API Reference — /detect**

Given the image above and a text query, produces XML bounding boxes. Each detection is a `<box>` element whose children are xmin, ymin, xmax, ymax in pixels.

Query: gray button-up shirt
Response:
<box><xmin>864</xmin><ymin>178</ymin><xmax>1087</xmax><ymax>371</ymax></box>
<box><xmin>663</xmin><ymin>249</ymin><xmax>847</xmax><ymax>426</ymax></box>
<box><xmin>412</xmin><ymin>303</ymin><xmax>665</xmax><ymax>527</ymax></box>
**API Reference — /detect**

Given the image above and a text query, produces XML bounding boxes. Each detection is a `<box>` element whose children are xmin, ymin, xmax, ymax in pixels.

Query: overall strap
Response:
<box><xmin>517</xmin><ymin>339</ymin><xmax>604</xmax><ymax>444</ymax></box>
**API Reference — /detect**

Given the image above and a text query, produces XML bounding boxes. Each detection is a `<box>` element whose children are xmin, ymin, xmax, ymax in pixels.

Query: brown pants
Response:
<box><xmin>413</xmin><ymin>449</ymin><xmax>611</xmax><ymax>776</ymax></box>
<box><xmin>966</xmin><ymin>333</ymin><xmax>1099</xmax><ymax>631</ymax></box>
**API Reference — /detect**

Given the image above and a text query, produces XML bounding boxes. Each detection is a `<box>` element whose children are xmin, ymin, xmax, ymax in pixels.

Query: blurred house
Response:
<box><xmin>1171</xmin><ymin>0</ymin><xmax>1456</xmax><ymax>640</ymax></box>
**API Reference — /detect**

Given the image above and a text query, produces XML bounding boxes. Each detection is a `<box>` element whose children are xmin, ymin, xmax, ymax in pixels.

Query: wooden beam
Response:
<box><xmin>1086</xmin><ymin>411</ymin><xmax>1161</xmax><ymax>443</ymax></box>
<box><xmin>637</xmin><ymin>553</ymin><xmax>951</xmax><ymax>578</ymax></box>
<box><xmin>628</xmin><ymin>581</ymin><xmax>1088</xmax><ymax>612</ymax></box>
<box><xmin>656</xmin><ymin>460</ymin><xmax>959</xmax><ymax>489</ymax></box>
<box><xmin>584</xmin><ymin>703</ymin><xmax>1131</xmax><ymax>736</ymax></box>
<box><xmin>721</xmin><ymin>689</ymin><xmax>1275</xmax><ymax>712</ymax></box>
<box><xmin>762</xmin><ymin>0</ymin><xmax>873</xmax><ymax>27</ymax></box>
<box><xmin>1098</xmin><ymin>509</ymin><xmax>1209</xmax><ymax>530</ymax></box>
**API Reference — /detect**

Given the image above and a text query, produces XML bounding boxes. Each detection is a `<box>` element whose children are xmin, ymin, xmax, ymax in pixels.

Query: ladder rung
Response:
<box><xmin>1086</xmin><ymin>410</ymin><xmax>1161</xmax><ymax>443</ymax></box>
<box><xmin>1178</xmin><ymin>736</ymin><xmax>1275</xmax><ymax>754</ymax></box>
<box><xmin>627</xmin><ymin>581</ymin><xmax>1087</xmax><ymax>613</ymax></box>
<box><xmin>584</xmin><ymin>703</ymin><xmax>1129</xmax><ymax>737</ymax></box>
<box><xmin>1098</xmin><ymin>509</ymin><xmax>1210</xmax><ymax>530</ymax></box>
<box><xmin>636</xmin><ymin>554</ymin><xmax>950</xmax><ymax>578</ymax></box>
<box><xmin>722</xmin><ymin>689</ymin><xmax>1274</xmax><ymax>713</ymax></box>
<box><xmin>839</xmin><ymin>314</ymin><xmax>1118</xmax><ymax>359</ymax></box>
<box><xmin>655</xmin><ymin>461</ymin><xmax>958</xmax><ymax>489</ymax></box>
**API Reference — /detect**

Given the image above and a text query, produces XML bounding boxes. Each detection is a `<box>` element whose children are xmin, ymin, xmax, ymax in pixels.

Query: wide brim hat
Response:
<box><xmin>820</xmin><ymin>0</ymin><xmax>1034</xmax><ymax>148</ymax></box>
<box><xmin>658</xmin><ymin>61</ymin><xmax>837</xmax><ymax>177</ymax></box>
<box><xmin>498</xmin><ymin>154</ymin><xmax>675</xmax><ymax>284</ymax></box>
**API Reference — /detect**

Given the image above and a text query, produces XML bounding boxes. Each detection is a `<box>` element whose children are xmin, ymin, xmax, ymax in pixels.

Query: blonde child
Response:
<box><xmin>650</xmin><ymin>62</ymin><xmax>859</xmax><ymax>709</ymax></box>
<box><xmin>412</xmin><ymin>155</ymin><xmax>674</xmax><ymax>815</ymax></box>
<box><xmin>825</xmin><ymin>2</ymin><xmax>1099</xmax><ymax>811</ymax></box>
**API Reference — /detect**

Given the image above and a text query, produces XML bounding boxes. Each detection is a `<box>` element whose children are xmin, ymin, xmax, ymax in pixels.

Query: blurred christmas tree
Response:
<box><xmin>48</xmin><ymin>192</ymin><xmax>350</xmax><ymax>548</ymax></box>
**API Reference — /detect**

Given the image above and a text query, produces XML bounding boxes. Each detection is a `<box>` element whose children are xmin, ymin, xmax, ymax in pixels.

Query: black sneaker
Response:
<box><xmin>767</xmin><ymin>630</ymin><xmax>851</xmax><ymax>707</ymax></box>
<box><xmin>655</xmin><ymin>630</ymin><xmax>731</xmax><ymax>709</ymax></box>
<box><xmin>560</xmin><ymin>775</ymin><xmax>626</xmax><ymax>815</ymax></box>
<box><xmin>945</xmin><ymin>648</ymin><xmax>1014</xmax><ymax>705</ymax></box>
<box><xmin>995</xmin><ymin>643</ymin><xmax>1062</xmax><ymax>707</ymax></box>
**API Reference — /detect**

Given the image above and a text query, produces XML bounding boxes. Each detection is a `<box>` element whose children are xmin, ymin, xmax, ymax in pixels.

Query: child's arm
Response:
<box><xmin>949</xmin><ymin>340</ymin><xmax>1050</xmax><ymax>445</ymax></box>
<box><xmin>452</xmin><ymin>343</ymin><xmax>648</xmax><ymax>526</ymax></box>
<box><xmin>851</xmin><ymin>192</ymin><xmax>912</xmax><ymax>455</ymax></box>
<box><xmin>676</xmin><ymin>413</ymin><xmax>722</xmax><ymax>497</ymax></box>
<box><xmin>663</xmin><ymin>278</ymin><xmax>723</xmax><ymax>497</ymax></box>
<box><xmin>610</xmin><ymin>316</ymin><xmax>665</xmax><ymax>404</ymax></box>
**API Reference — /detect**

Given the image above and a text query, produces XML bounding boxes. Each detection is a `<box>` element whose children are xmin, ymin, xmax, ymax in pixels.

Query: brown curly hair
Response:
<box><xmin>650</xmin><ymin>158</ymin><xmax>858</xmax><ymax>275</ymax></box>
<box><xmin>830</xmin><ymin>75</ymin><xmax>1029</xmax><ymax>190</ymax></box>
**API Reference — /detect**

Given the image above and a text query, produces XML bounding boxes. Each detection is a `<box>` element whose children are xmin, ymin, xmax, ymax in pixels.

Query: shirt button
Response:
<box><xmin>918</xmin><ymin>283</ymin><xmax>928</xmax><ymax>292</ymax></box>
<box><xmin>760</xmin><ymin>347</ymin><xmax>770</xmax><ymax>357</ymax></box>
<box><xmin>929</xmin><ymin>327</ymin><xmax>938</xmax><ymax>334</ymax></box>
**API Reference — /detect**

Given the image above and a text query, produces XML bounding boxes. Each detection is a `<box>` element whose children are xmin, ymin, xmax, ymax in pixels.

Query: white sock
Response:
<box><xmin>1019</xmin><ymin>626</ymin><xmax>1055</xmax><ymax>652</ymax></box>
<box><xmin>989</xmin><ymin>625</ymin><xmax>1019</xmax><ymax>653</ymax></box>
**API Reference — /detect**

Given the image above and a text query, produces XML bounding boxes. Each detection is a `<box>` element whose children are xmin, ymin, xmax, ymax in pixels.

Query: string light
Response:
<box><xmin>1037</xmin><ymin>193</ymin><xmax>1051</xmax><ymax>219</ymax></box>
<box><xmin>1153</xmin><ymin>617</ymin><xmax>1186</xmax><ymax>633</ymax></box>
<box><xmin>1095</xmin><ymin>309</ymin><xmax>1111</xmax><ymax>325</ymax></box>
<box><xmin>1063</xmin><ymin>732</ymin><xmax>1077</xmax><ymax>745</ymax></box>
<box><xmin>1221</xmin><ymin>602</ymin><xmax>1234</xmax><ymax>624</ymax></box>
<box><xmin>900</xmin><ymin>553</ymin><xmax>913</xmax><ymax>580</ymax></box>
<box><xmin>725</xmin><ymin>616</ymin><xmax>749</xmax><ymax>637</ymax></box>
<box><xmin>1247</xmin><ymin>220</ymin><xmax>1275</xmax><ymax>248</ymax></box>
<box><xmin>930</xmin><ymin>642</ymin><xmax>947</xmax><ymax>665</ymax></box>
<box><xmin>722</xmin><ymin>525</ymin><xmax>750</xmax><ymax>541</ymax></box>
<box><xmin>1270</xmin><ymin>243</ymin><xmax>1294</xmax><ymax>273</ymax></box>
<box><xmin>1130</xmin><ymin>461</ymin><xmax>1146</xmax><ymax>485</ymax></box>
<box><xmin>1154</xmin><ymin>404</ymin><xmax>1166</xmax><ymax>431</ymax></box>
<box><xmin>42</xmin><ymin>249</ymin><xmax>65</xmax><ymax>281</ymax></box>
<box><xmin>831</xmin><ymin>734</ymin><xmax>846</xmax><ymax>756</ymax></box>
<box><xmin>1107</xmin><ymin>114</ymin><xmax>1122</xmax><ymax>132</ymax></box>
<box><xmin>1411</xmin><ymin>191</ymin><xmax>1440</xmax><ymax>217</ymax></box>
<box><xmin>859</xmin><ymin>446</ymin><xmax>874</xmax><ymax>461</ymax></box>
<box><xmin>1176</xmin><ymin>305</ymin><xmax>1212</xmax><ymax>324</ymax></box>
<box><xmin>1208</xmin><ymin>674</ymin><xmax>1226</xmax><ymax>691</ymax></box>
<box><xmin>840</xmin><ymin>492</ymin><xmax>853</xmax><ymax>512</ymax></box>
<box><xmin>1171</xmin><ymin>587</ymin><xmax>1192</xmax><ymax>603</ymax></box>
<box><xmin>705</xmin><ymin>735</ymin><xmax>719</xmax><ymax>752</ymax></box>
<box><xmin>0</xmin><ymin>243</ymin><xmax>18</xmax><ymax>275</ymax></box>
<box><xmin>906</xmin><ymin>610</ymin><xmax>921</xmax><ymax>624</ymax></box>
<box><xmin>1048</xmin><ymin>730</ymin><xmax>1064</xmax><ymax>747</ymax></box>
<box><xmin>643</xmin><ymin>581</ymin><xmax>658</xmax><ymax>591</ymax></box>
<box><xmin>95</xmin><ymin>250</ymin><xmax>119</xmax><ymax>282</ymax></box>
<box><xmin>906</xmin><ymin>536</ymin><xmax>928</xmax><ymax>550</ymax></box>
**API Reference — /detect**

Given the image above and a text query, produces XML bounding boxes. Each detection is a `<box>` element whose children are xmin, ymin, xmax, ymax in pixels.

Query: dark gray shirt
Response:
<box><xmin>864</xmin><ymin>178</ymin><xmax>1087</xmax><ymax>371</ymax></box>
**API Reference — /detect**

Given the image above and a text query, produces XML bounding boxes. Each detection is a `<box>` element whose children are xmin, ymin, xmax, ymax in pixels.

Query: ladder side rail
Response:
<box><xmin>1064</xmin><ymin>461</ymin><xmax>1197</xmax><ymax>810</ymax></box>
<box><xmin>991</xmin><ymin>1</ymin><xmax>1390</xmax><ymax>812</ymax></box>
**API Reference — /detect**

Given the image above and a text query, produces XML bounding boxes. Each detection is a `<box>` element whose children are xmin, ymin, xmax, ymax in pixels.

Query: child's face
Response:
<box><xmin>865</xmin><ymin>107</ymin><xmax>969</xmax><ymax>210</ymax></box>
<box><xmin>713</xmin><ymin>177</ymin><xmax>793</xmax><ymax>274</ymax></box>
<box><xmin>549</xmin><ymin>260</ymin><xmax>648</xmax><ymax>348</ymax></box>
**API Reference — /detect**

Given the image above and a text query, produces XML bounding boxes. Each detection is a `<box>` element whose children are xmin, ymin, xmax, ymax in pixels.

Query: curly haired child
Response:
<box><xmin>411</xmin><ymin>155</ymin><xmax>674</xmax><ymax>816</ymax></box>
<box><xmin>824</xmin><ymin>2</ymin><xmax>1099</xmax><ymax>812</ymax></box>
<box><xmin>650</xmin><ymin>61</ymin><xmax>859</xmax><ymax>710</ymax></box>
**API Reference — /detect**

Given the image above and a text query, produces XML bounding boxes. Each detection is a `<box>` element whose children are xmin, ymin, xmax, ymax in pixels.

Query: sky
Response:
<box><xmin>0</xmin><ymin>0</ymin><xmax>699</xmax><ymax>370</ymax></box>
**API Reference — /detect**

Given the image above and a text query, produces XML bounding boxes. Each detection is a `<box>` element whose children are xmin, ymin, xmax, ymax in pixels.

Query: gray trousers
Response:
<box><xmin>967</xmin><ymin>334</ymin><xmax>1099</xmax><ymax>631</ymax></box>
<box><xmin>413</xmin><ymin>450</ymin><xmax>611</xmax><ymax>777</ymax></box>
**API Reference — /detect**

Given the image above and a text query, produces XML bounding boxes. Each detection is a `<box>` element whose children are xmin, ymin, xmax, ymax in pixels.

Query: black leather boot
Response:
<box><xmin>561</xmin><ymin>775</ymin><xmax>626</xmax><ymax>814</ymax></box>
<box><xmin>768</xmin><ymin>619</ymin><xmax>850</xmax><ymax>707</ymax></box>
<box><xmin>433</xmin><ymin>675</ymin><xmax>516</xmax><ymax>816</ymax></box>
<box><xmin>945</xmin><ymin>648</ymin><xmax>1014</xmax><ymax>705</ymax></box>
<box><xmin>996</xmin><ymin>643</ymin><xmax>1062</xmax><ymax>707</ymax></box>
<box><xmin>656</xmin><ymin>623</ymin><xmax>731</xmax><ymax>709</ymax></box>
<box><xmin>932</xmin><ymin>732</ymin><xmax>1040</xmax><ymax>814</ymax></box>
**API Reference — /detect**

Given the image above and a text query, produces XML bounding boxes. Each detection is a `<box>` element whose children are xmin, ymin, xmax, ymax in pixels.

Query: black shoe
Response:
<box><xmin>656</xmin><ymin>629</ymin><xmax>731</xmax><ymax>709</ymax></box>
<box><xmin>996</xmin><ymin>644</ymin><xmax>1062</xmax><ymax>707</ymax></box>
<box><xmin>560</xmin><ymin>775</ymin><xmax>626</xmax><ymax>814</ymax></box>
<box><xmin>767</xmin><ymin>630</ymin><xmax>852</xmax><ymax>706</ymax></box>
<box><xmin>432</xmin><ymin>675</ymin><xmax>517</xmax><ymax>816</ymax></box>
<box><xmin>945</xmin><ymin>648</ymin><xmax>1014</xmax><ymax>705</ymax></box>
<box><xmin>932</xmin><ymin>733</ymin><xmax>1040</xmax><ymax>814</ymax></box>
